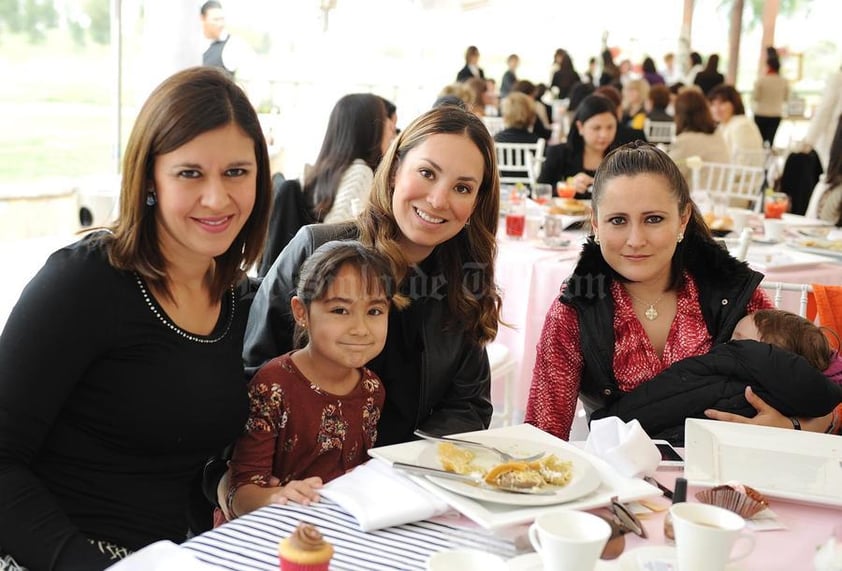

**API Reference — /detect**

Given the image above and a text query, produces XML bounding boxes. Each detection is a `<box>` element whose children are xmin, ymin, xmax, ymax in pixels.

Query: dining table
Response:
<box><xmin>178</xmin><ymin>424</ymin><xmax>842</xmax><ymax>571</ymax></box>
<box><xmin>493</xmin><ymin>224</ymin><xmax>842</xmax><ymax>425</ymax></box>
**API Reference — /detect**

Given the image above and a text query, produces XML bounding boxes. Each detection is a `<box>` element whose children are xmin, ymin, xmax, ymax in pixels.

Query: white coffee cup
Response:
<box><xmin>528</xmin><ymin>510</ymin><xmax>611</xmax><ymax>571</ymax></box>
<box><xmin>730</xmin><ymin>209</ymin><xmax>751</xmax><ymax>233</ymax></box>
<box><xmin>670</xmin><ymin>503</ymin><xmax>755</xmax><ymax>571</ymax></box>
<box><xmin>426</xmin><ymin>548</ymin><xmax>508</xmax><ymax>571</ymax></box>
<box><xmin>763</xmin><ymin>218</ymin><xmax>786</xmax><ymax>242</ymax></box>
<box><xmin>526</xmin><ymin>215</ymin><xmax>542</xmax><ymax>240</ymax></box>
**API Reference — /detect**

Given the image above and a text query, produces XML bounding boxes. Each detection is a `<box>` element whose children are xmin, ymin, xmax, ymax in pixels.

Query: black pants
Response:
<box><xmin>754</xmin><ymin>115</ymin><xmax>782</xmax><ymax>148</ymax></box>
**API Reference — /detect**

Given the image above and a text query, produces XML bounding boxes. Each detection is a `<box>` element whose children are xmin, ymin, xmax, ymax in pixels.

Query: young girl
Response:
<box><xmin>591</xmin><ymin>308</ymin><xmax>842</xmax><ymax>445</ymax></box>
<box><xmin>220</xmin><ymin>240</ymin><xmax>397</xmax><ymax>522</ymax></box>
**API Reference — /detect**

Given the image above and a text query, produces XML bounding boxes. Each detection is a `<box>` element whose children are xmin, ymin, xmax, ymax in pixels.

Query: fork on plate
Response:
<box><xmin>412</xmin><ymin>429</ymin><xmax>546</xmax><ymax>463</ymax></box>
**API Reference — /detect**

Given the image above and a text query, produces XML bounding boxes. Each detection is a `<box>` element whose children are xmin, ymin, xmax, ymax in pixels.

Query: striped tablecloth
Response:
<box><xmin>183</xmin><ymin>499</ymin><xmax>519</xmax><ymax>571</ymax></box>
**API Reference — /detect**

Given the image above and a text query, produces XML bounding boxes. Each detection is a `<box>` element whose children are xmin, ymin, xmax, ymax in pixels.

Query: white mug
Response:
<box><xmin>670</xmin><ymin>503</ymin><xmax>755</xmax><ymax>571</ymax></box>
<box><xmin>763</xmin><ymin>218</ymin><xmax>786</xmax><ymax>242</ymax></box>
<box><xmin>528</xmin><ymin>510</ymin><xmax>611</xmax><ymax>571</ymax></box>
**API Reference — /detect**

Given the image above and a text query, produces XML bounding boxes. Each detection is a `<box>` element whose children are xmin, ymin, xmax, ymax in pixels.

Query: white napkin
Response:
<box><xmin>583</xmin><ymin>417</ymin><xmax>660</xmax><ymax>478</ymax></box>
<box><xmin>320</xmin><ymin>458</ymin><xmax>450</xmax><ymax>531</ymax></box>
<box><xmin>106</xmin><ymin>541</ymin><xmax>219</xmax><ymax>571</ymax></box>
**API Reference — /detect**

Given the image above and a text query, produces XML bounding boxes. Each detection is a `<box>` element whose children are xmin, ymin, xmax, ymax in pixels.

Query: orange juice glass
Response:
<box><xmin>556</xmin><ymin>181</ymin><xmax>576</xmax><ymax>199</ymax></box>
<box><xmin>764</xmin><ymin>192</ymin><xmax>790</xmax><ymax>219</ymax></box>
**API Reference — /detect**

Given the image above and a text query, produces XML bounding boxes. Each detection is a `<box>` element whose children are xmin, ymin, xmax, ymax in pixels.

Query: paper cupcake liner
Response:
<box><xmin>279</xmin><ymin>558</ymin><xmax>330</xmax><ymax>571</ymax></box>
<box><xmin>695</xmin><ymin>484</ymin><xmax>768</xmax><ymax>519</ymax></box>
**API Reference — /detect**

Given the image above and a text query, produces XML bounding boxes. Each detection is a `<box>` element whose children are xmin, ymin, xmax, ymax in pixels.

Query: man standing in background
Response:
<box><xmin>200</xmin><ymin>1</ymin><xmax>249</xmax><ymax>78</ymax></box>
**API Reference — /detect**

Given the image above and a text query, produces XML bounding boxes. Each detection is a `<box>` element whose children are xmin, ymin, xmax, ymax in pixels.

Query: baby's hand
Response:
<box><xmin>269</xmin><ymin>477</ymin><xmax>323</xmax><ymax>506</ymax></box>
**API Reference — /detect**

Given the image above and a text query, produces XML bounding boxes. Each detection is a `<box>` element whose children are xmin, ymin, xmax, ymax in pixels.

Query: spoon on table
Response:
<box><xmin>413</xmin><ymin>430</ymin><xmax>546</xmax><ymax>463</ymax></box>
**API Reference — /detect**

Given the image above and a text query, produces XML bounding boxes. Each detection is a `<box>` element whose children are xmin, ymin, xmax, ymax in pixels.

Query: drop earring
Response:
<box><xmin>146</xmin><ymin>191</ymin><xmax>157</xmax><ymax>207</ymax></box>
<box><xmin>677</xmin><ymin>232</ymin><xmax>684</xmax><ymax>243</ymax></box>
<box><xmin>594</xmin><ymin>234</ymin><xmax>600</xmax><ymax>245</ymax></box>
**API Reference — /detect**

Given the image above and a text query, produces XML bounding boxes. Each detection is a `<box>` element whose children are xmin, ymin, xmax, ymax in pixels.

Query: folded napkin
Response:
<box><xmin>320</xmin><ymin>458</ymin><xmax>450</xmax><ymax>531</ymax></box>
<box><xmin>107</xmin><ymin>541</ymin><xmax>219</xmax><ymax>571</ymax></box>
<box><xmin>584</xmin><ymin>417</ymin><xmax>660</xmax><ymax>478</ymax></box>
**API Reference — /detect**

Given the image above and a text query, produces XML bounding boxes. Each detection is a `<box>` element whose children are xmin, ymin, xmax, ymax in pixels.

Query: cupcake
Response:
<box><xmin>695</xmin><ymin>481</ymin><xmax>769</xmax><ymax>519</ymax></box>
<box><xmin>278</xmin><ymin>522</ymin><xmax>334</xmax><ymax>571</ymax></box>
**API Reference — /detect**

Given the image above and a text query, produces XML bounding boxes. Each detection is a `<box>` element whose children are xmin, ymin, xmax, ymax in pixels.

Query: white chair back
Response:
<box><xmin>482</xmin><ymin>116</ymin><xmax>505</xmax><ymax>138</ymax></box>
<box><xmin>643</xmin><ymin>119</ymin><xmax>676</xmax><ymax>145</ymax></box>
<box><xmin>760</xmin><ymin>281</ymin><xmax>813</xmax><ymax>318</ymax></box>
<box><xmin>495</xmin><ymin>139</ymin><xmax>546</xmax><ymax>187</ymax></box>
<box><xmin>690</xmin><ymin>161</ymin><xmax>767</xmax><ymax>212</ymax></box>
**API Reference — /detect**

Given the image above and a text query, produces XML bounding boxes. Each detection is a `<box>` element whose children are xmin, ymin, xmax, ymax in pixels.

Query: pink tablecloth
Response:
<box><xmin>494</xmin><ymin>233</ymin><xmax>842</xmax><ymax>421</ymax></box>
<box><xmin>626</xmin><ymin>469</ymin><xmax>842</xmax><ymax>570</ymax></box>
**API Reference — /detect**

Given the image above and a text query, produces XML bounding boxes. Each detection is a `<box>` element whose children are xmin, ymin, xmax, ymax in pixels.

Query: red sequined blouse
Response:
<box><xmin>525</xmin><ymin>275</ymin><xmax>773</xmax><ymax>440</ymax></box>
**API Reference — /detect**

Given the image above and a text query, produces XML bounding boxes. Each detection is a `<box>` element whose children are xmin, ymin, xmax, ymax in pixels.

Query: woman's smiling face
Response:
<box><xmin>391</xmin><ymin>133</ymin><xmax>483</xmax><ymax>263</ymax></box>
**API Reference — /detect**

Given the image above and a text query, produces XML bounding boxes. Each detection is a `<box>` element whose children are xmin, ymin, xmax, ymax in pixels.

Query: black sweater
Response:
<box><xmin>0</xmin><ymin>235</ymin><xmax>249</xmax><ymax>569</ymax></box>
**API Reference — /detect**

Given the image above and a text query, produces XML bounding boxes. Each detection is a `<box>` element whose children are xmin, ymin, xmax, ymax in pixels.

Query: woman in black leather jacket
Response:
<box><xmin>244</xmin><ymin>105</ymin><xmax>503</xmax><ymax>445</ymax></box>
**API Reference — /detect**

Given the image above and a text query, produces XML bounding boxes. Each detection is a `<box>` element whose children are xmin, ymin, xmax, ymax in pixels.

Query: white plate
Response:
<box><xmin>787</xmin><ymin>241</ymin><xmax>842</xmax><ymax>261</ymax></box>
<box><xmin>532</xmin><ymin>239</ymin><xmax>573</xmax><ymax>251</ymax></box>
<box><xmin>684</xmin><ymin>419</ymin><xmax>842</xmax><ymax>507</ymax></box>
<box><xmin>744</xmin><ymin>247</ymin><xmax>831</xmax><ymax>271</ymax></box>
<box><xmin>369</xmin><ymin>424</ymin><xmax>660</xmax><ymax>530</ymax></box>
<box><xmin>415</xmin><ymin>437</ymin><xmax>601</xmax><ymax>506</ymax></box>
<box><xmin>615</xmin><ymin>545</ymin><xmax>741</xmax><ymax>571</ymax></box>
<box><xmin>508</xmin><ymin>552</ymin><xmax>617</xmax><ymax>570</ymax></box>
<box><xmin>781</xmin><ymin>213</ymin><xmax>833</xmax><ymax>227</ymax></box>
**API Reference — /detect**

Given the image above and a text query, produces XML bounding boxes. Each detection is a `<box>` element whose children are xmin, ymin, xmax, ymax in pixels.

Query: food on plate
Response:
<box><xmin>278</xmin><ymin>522</ymin><xmax>334</xmax><ymax>571</ymax></box>
<box><xmin>437</xmin><ymin>442</ymin><xmax>481</xmax><ymax>475</ymax></box>
<box><xmin>437</xmin><ymin>443</ymin><xmax>573</xmax><ymax>489</ymax></box>
<box><xmin>549</xmin><ymin>198</ymin><xmax>587</xmax><ymax>216</ymax></box>
<box><xmin>695</xmin><ymin>481</ymin><xmax>768</xmax><ymax>519</ymax></box>
<box><xmin>702</xmin><ymin>211</ymin><xmax>733</xmax><ymax>231</ymax></box>
<box><xmin>798</xmin><ymin>238</ymin><xmax>842</xmax><ymax>252</ymax></box>
<box><xmin>484</xmin><ymin>461</ymin><xmax>545</xmax><ymax>489</ymax></box>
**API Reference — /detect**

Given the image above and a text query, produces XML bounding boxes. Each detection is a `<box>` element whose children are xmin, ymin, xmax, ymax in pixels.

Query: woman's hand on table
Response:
<box><xmin>571</xmin><ymin>172</ymin><xmax>594</xmax><ymax>194</ymax></box>
<box><xmin>704</xmin><ymin>386</ymin><xmax>833</xmax><ymax>432</ymax></box>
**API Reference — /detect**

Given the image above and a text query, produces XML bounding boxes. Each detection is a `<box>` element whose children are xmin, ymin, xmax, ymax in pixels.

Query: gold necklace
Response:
<box><xmin>626</xmin><ymin>290</ymin><xmax>665</xmax><ymax>321</ymax></box>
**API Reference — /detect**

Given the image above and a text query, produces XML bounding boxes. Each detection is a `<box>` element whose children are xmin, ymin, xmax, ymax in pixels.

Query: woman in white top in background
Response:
<box><xmin>707</xmin><ymin>84</ymin><xmax>765</xmax><ymax>166</ymax></box>
<box><xmin>751</xmin><ymin>54</ymin><xmax>790</xmax><ymax>148</ymax></box>
<box><xmin>304</xmin><ymin>93</ymin><xmax>390</xmax><ymax>223</ymax></box>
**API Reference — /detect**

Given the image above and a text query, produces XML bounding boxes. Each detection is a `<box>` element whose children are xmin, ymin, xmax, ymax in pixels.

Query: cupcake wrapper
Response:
<box><xmin>279</xmin><ymin>558</ymin><xmax>330</xmax><ymax>571</ymax></box>
<box><xmin>695</xmin><ymin>485</ymin><xmax>768</xmax><ymax>519</ymax></box>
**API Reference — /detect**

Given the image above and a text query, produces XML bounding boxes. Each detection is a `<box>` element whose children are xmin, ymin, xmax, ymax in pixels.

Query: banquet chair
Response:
<box><xmin>760</xmin><ymin>281</ymin><xmax>813</xmax><ymax>318</ymax></box>
<box><xmin>481</xmin><ymin>116</ymin><xmax>505</xmax><ymax>138</ymax></box>
<box><xmin>690</xmin><ymin>161</ymin><xmax>767</xmax><ymax>212</ymax></box>
<box><xmin>643</xmin><ymin>119</ymin><xmax>676</xmax><ymax>146</ymax></box>
<box><xmin>495</xmin><ymin>139</ymin><xmax>546</xmax><ymax>187</ymax></box>
<box><xmin>486</xmin><ymin>342</ymin><xmax>516</xmax><ymax>427</ymax></box>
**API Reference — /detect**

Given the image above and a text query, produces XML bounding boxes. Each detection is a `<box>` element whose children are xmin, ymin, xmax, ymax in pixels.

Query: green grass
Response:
<box><xmin>0</xmin><ymin>30</ymin><xmax>125</xmax><ymax>184</ymax></box>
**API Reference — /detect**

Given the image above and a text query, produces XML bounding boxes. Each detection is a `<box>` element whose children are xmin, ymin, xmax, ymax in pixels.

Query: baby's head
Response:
<box><xmin>732</xmin><ymin>309</ymin><xmax>832</xmax><ymax>371</ymax></box>
<box><xmin>292</xmin><ymin>241</ymin><xmax>397</xmax><ymax>352</ymax></box>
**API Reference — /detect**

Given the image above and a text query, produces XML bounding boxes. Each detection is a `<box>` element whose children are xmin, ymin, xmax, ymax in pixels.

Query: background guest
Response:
<box><xmin>647</xmin><ymin>84</ymin><xmax>674</xmax><ymax>122</ymax></box>
<box><xmin>708</xmin><ymin>84</ymin><xmax>764</xmax><ymax>164</ymax></box>
<box><xmin>456</xmin><ymin>45</ymin><xmax>484</xmax><ymax>83</ymax></box>
<box><xmin>500</xmin><ymin>53</ymin><xmax>519</xmax><ymax>99</ymax></box>
<box><xmin>495</xmin><ymin>92</ymin><xmax>541</xmax><ymax>144</ymax></box>
<box><xmin>751</xmin><ymin>54</ymin><xmax>790</xmax><ymax>148</ymax></box>
<box><xmin>668</xmin><ymin>88</ymin><xmax>730</xmax><ymax>177</ymax></box>
<box><xmin>538</xmin><ymin>94</ymin><xmax>617</xmax><ymax>198</ymax></box>
<box><xmin>694</xmin><ymin>53</ymin><xmax>725</xmax><ymax>95</ymax></box>
<box><xmin>642</xmin><ymin>56</ymin><xmax>666</xmax><ymax>86</ymax></box>
<box><xmin>304</xmin><ymin>93</ymin><xmax>388</xmax><ymax>224</ymax></box>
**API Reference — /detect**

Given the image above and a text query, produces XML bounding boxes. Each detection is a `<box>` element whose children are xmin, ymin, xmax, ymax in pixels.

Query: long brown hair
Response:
<box><xmin>105</xmin><ymin>67</ymin><xmax>271</xmax><ymax>302</ymax></box>
<box><xmin>674</xmin><ymin>89</ymin><xmax>717</xmax><ymax>135</ymax></box>
<box><xmin>357</xmin><ymin>105</ymin><xmax>501</xmax><ymax>344</ymax></box>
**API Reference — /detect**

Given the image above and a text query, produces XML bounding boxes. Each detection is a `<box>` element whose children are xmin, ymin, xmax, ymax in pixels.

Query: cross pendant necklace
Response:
<box><xmin>626</xmin><ymin>290</ymin><xmax>665</xmax><ymax>321</ymax></box>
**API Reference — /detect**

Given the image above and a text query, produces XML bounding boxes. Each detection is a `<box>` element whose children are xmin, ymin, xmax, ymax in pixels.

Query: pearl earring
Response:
<box><xmin>146</xmin><ymin>192</ymin><xmax>157</xmax><ymax>207</ymax></box>
<box><xmin>594</xmin><ymin>234</ymin><xmax>600</xmax><ymax>245</ymax></box>
<box><xmin>677</xmin><ymin>232</ymin><xmax>684</xmax><ymax>243</ymax></box>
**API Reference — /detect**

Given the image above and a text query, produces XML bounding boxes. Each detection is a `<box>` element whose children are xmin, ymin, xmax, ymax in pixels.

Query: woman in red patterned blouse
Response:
<box><xmin>526</xmin><ymin>142</ymin><xmax>775</xmax><ymax>440</ymax></box>
<box><xmin>222</xmin><ymin>241</ymin><xmax>397</xmax><ymax>521</ymax></box>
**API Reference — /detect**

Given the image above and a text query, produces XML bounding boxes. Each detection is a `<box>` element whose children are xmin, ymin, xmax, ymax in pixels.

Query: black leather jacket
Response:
<box><xmin>243</xmin><ymin>223</ymin><xmax>493</xmax><ymax>439</ymax></box>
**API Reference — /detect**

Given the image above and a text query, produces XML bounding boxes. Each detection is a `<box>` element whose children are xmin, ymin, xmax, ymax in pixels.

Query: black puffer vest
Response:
<box><xmin>559</xmin><ymin>232</ymin><xmax>765</xmax><ymax>416</ymax></box>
